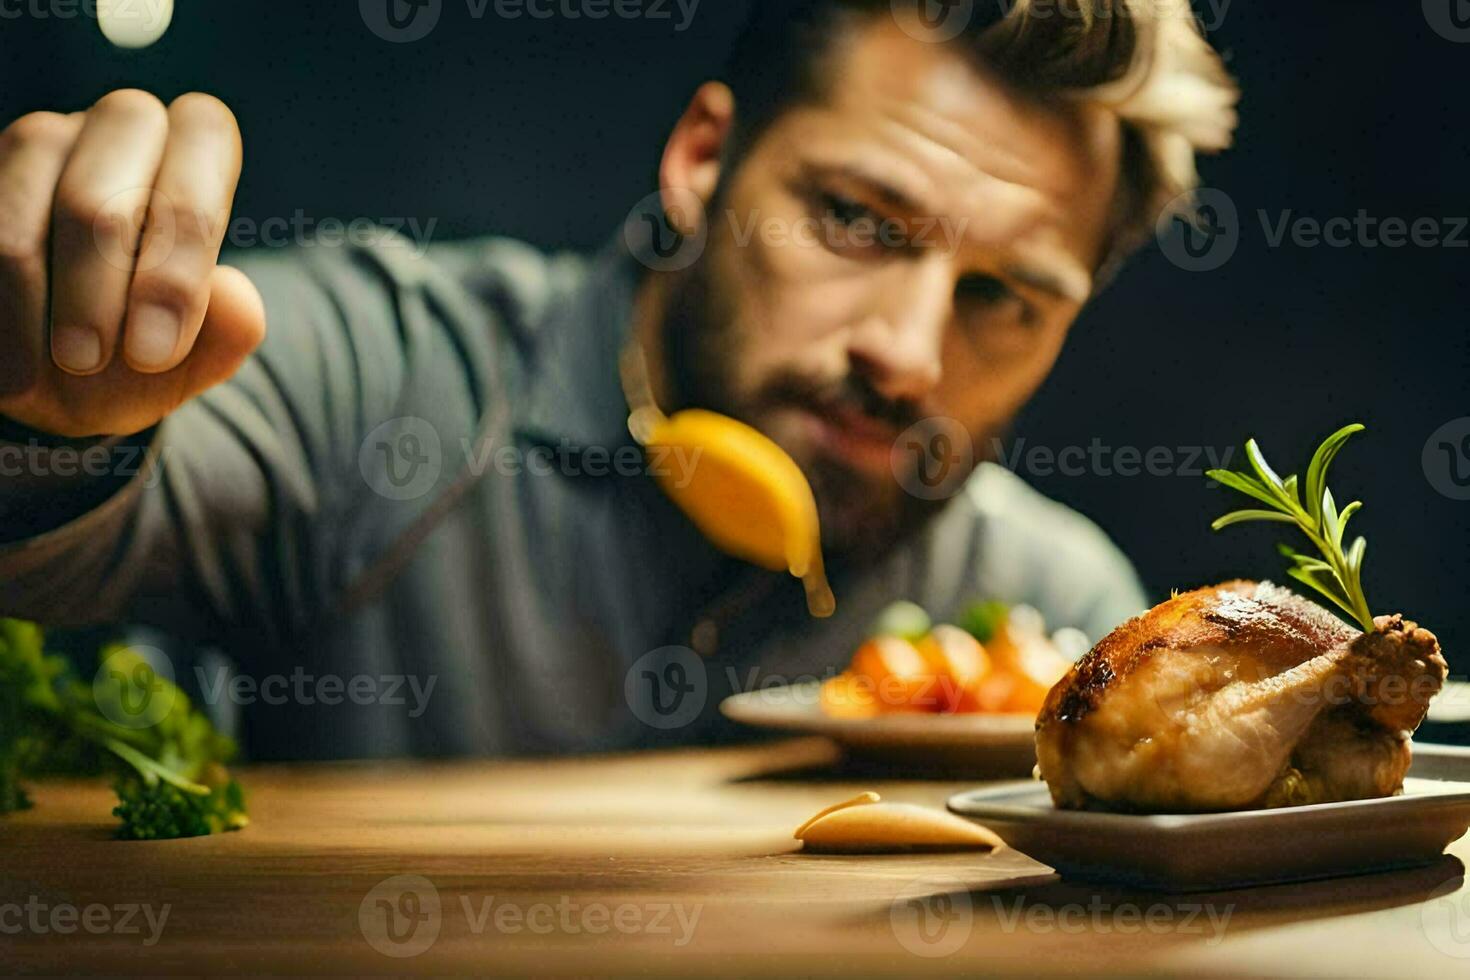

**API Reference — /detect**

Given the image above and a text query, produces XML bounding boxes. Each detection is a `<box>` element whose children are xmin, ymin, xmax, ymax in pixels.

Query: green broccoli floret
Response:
<box><xmin>0</xmin><ymin>619</ymin><xmax>64</xmax><ymax>814</ymax></box>
<box><xmin>113</xmin><ymin>772</ymin><xmax>248</xmax><ymax>841</ymax></box>
<box><xmin>0</xmin><ymin>622</ymin><xmax>249</xmax><ymax>838</ymax></box>
<box><xmin>88</xmin><ymin>643</ymin><xmax>250</xmax><ymax>840</ymax></box>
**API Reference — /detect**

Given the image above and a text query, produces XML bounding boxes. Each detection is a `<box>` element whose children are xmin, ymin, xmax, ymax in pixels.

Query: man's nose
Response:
<box><xmin>846</xmin><ymin>259</ymin><xmax>951</xmax><ymax>404</ymax></box>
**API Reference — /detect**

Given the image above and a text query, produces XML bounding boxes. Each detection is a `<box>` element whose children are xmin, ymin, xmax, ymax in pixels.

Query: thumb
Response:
<box><xmin>183</xmin><ymin>264</ymin><xmax>267</xmax><ymax>394</ymax></box>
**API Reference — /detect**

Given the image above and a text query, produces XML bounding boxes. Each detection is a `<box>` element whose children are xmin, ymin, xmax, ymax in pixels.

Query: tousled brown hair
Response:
<box><xmin>723</xmin><ymin>0</ymin><xmax>1239</xmax><ymax>277</ymax></box>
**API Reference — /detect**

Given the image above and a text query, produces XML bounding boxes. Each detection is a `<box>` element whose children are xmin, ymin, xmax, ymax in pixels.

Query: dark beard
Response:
<box><xmin>657</xmin><ymin>245</ymin><xmax>974</xmax><ymax>562</ymax></box>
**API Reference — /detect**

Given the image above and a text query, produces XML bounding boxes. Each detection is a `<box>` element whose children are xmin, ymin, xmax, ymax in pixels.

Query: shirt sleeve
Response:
<box><xmin>0</xmin><ymin>237</ymin><xmax>501</xmax><ymax>647</ymax></box>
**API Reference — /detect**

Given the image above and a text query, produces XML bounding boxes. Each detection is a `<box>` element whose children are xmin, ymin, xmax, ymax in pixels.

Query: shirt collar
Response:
<box><xmin>513</xmin><ymin>227</ymin><xmax>647</xmax><ymax>452</ymax></box>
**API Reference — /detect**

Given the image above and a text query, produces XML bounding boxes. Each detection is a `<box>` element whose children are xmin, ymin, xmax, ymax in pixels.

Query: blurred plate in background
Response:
<box><xmin>720</xmin><ymin>681</ymin><xmax>1037</xmax><ymax>776</ymax></box>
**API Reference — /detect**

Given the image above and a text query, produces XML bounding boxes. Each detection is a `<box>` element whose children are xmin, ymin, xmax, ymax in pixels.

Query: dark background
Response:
<box><xmin>4</xmin><ymin>2</ymin><xmax>1468</xmax><ymax>681</ymax></box>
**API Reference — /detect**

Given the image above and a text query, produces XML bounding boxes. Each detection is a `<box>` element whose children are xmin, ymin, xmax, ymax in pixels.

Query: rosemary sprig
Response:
<box><xmin>1205</xmin><ymin>423</ymin><xmax>1375</xmax><ymax>632</ymax></box>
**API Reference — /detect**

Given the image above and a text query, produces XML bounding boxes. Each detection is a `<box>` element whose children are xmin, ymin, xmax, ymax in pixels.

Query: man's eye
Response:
<box><xmin>820</xmin><ymin>191</ymin><xmax>879</xmax><ymax>227</ymax></box>
<box><xmin>955</xmin><ymin>274</ymin><xmax>1014</xmax><ymax>306</ymax></box>
<box><xmin>954</xmin><ymin>274</ymin><xmax>1040</xmax><ymax>350</ymax></box>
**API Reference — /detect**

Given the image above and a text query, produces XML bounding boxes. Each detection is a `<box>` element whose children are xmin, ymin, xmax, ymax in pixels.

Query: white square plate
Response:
<box><xmin>947</xmin><ymin>743</ymin><xmax>1470</xmax><ymax>892</ymax></box>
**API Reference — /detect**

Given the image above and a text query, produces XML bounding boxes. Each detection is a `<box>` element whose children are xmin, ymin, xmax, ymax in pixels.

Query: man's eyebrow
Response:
<box><xmin>1002</xmin><ymin>260</ymin><xmax>1092</xmax><ymax>304</ymax></box>
<box><xmin>798</xmin><ymin>161</ymin><xmax>930</xmax><ymax>214</ymax></box>
<box><xmin>799</xmin><ymin>158</ymin><xmax>1094</xmax><ymax>302</ymax></box>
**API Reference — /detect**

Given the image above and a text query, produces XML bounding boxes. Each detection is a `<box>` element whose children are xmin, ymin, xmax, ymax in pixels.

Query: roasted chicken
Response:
<box><xmin>1035</xmin><ymin>581</ymin><xmax>1447</xmax><ymax>812</ymax></box>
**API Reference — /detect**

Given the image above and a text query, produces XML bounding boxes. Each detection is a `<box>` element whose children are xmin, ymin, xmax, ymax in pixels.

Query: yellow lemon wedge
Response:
<box><xmin>639</xmin><ymin>407</ymin><xmax>835</xmax><ymax>618</ymax></box>
<box><xmin>621</xmin><ymin>340</ymin><xmax>835</xmax><ymax>618</ymax></box>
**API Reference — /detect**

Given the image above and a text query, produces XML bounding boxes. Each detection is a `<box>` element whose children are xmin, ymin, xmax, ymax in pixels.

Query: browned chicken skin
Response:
<box><xmin>1035</xmin><ymin>581</ymin><xmax>1447</xmax><ymax>812</ymax></box>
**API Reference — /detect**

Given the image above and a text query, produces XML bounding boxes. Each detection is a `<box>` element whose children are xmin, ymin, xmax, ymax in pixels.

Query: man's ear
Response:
<box><xmin>658</xmin><ymin>81</ymin><xmax>735</xmax><ymax>237</ymax></box>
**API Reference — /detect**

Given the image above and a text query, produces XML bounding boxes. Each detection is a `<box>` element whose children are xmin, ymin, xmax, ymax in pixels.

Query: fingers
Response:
<box><xmin>48</xmin><ymin>89</ymin><xmax>169</xmax><ymax>376</ymax></box>
<box><xmin>41</xmin><ymin>265</ymin><xmax>266</xmax><ymax>439</ymax></box>
<box><xmin>0</xmin><ymin>90</ymin><xmax>255</xmax><ymax>439</ymax></box>
<box><xmin>183</xmin><ymin>264</ymin><xmax>267</xmax><ymax>393</ymax></box>
<box><xmin>0</xmin><ymin>111</ymin><xmax>84</xmax><ymax>396</ymax></box>
<box><xmin>122</xmin><ymin>93</ymin><xmax>242</xmax><ymax>374</ymax></box>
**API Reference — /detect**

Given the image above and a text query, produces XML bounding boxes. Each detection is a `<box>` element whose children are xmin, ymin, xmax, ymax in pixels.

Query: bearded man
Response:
<box><xmin>0</xmin><ymin>1</ymin><xmax>1236</xmax><ymax>758</ymax></box>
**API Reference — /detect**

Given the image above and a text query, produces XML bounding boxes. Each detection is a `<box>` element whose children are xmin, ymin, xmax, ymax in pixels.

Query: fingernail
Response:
<box><xmin>52</xmin><ymin>326</ymin><xmax>101</xmax><ymax>373</ymax></box>
<box><xmin>126</xmin><ymin>305</ymin><xmax>180</xmax><ymax>369</ymax></box>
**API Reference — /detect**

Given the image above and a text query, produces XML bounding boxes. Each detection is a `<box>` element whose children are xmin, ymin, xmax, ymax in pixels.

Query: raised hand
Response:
<box><xmin>0</xmin><ymin>89</ymin><xmax>265</xmax><ymax>438</ymax></box>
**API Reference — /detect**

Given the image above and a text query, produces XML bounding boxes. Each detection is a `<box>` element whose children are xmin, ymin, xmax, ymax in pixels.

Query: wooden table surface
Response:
<box><xmin>5</xmin><ymin>737</ymin><xmax>1468</xmax><ymax>977</ymax></box>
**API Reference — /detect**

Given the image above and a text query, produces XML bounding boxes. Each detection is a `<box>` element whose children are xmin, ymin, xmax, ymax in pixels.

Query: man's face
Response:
<box><xmin>664</xmin><ymin>19</ymin><xmax>1123</xmax><ymax>556</ymax></box>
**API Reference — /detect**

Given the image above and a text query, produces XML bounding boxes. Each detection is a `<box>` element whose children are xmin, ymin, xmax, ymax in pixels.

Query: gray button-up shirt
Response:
<box><xmin>0</xmin><ymin>232</ymin><xmax>1147</xmax><ymax>760</ymax></box>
